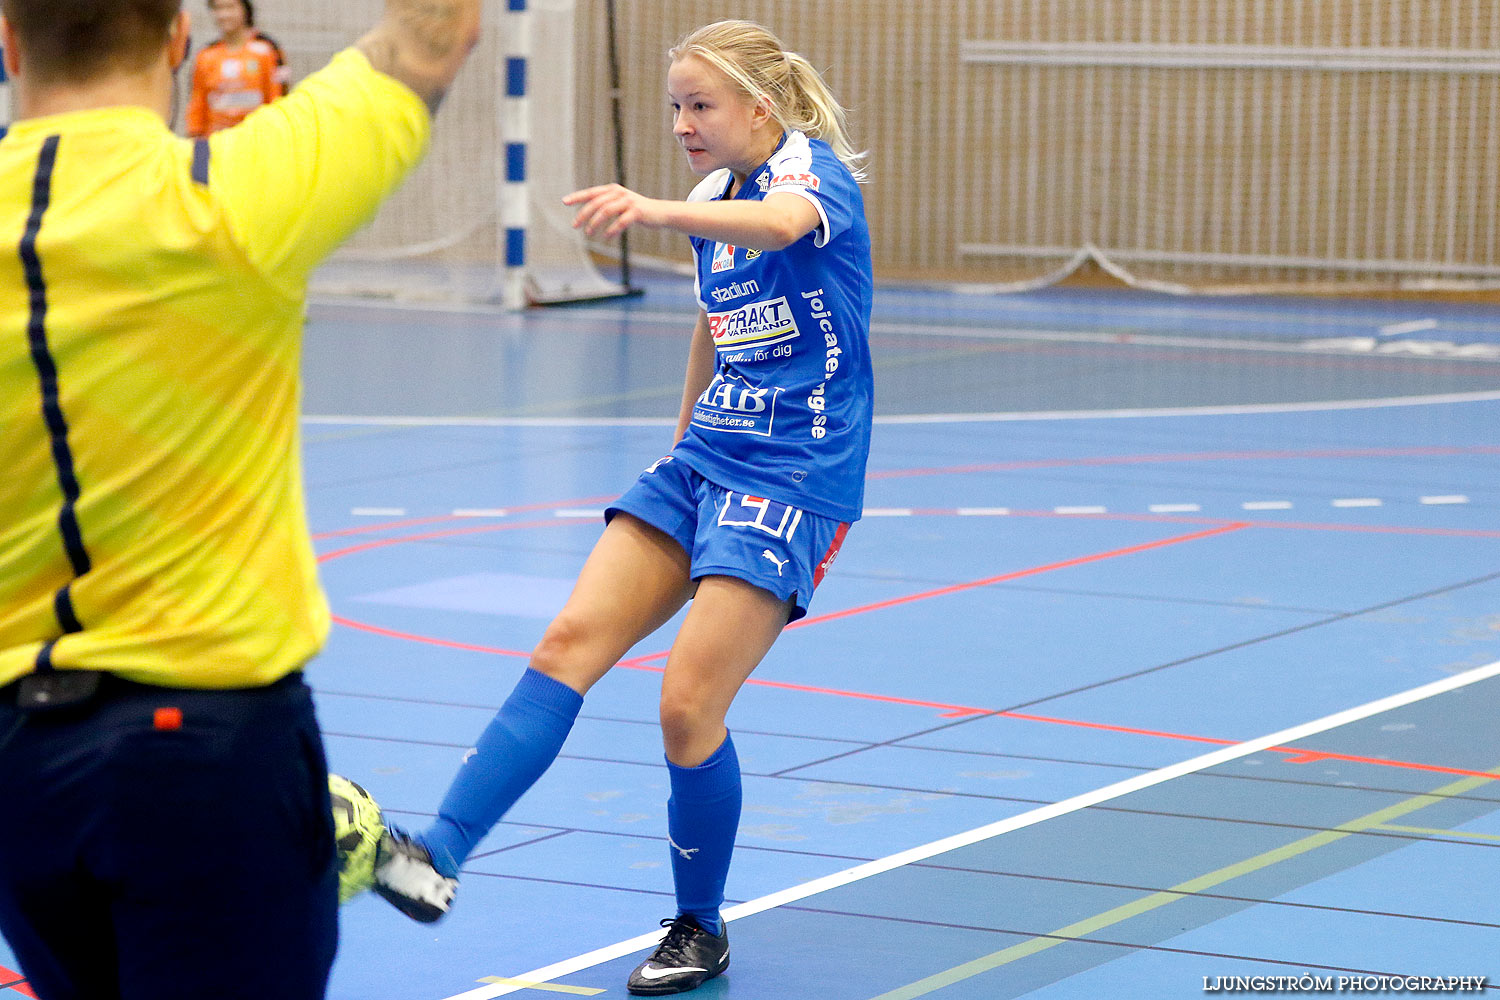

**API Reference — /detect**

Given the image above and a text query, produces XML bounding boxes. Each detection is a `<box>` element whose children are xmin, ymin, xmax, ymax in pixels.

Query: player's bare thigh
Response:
<box><xmin>530</xmin><ymin>512</ymin><xmax>696</xmax><ymax>695</ymax></box>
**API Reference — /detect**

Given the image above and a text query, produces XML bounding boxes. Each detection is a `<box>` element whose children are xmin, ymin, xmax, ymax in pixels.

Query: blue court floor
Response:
<box><xmin>4</xmin><ymin>278</ymin><xmax>1499</xmax><ymax>999</ymax></box>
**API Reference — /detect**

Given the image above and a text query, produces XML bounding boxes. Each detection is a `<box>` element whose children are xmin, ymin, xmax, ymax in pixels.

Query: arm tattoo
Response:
<box><xmin>357</xmin><ymin>0</ymin><xmax>472</xmax><ymax>112</ymax></box>
<box><xmin>393</xmin><ymin>0</ymin><xmax>463</xmax><ymax>64</ymax></box>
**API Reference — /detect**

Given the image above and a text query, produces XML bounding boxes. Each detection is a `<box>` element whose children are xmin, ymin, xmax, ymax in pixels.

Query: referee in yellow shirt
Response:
<box><xmin>0</xmin><ymin>1</ymin><xmax>479</xmax><ymax>997</ymax></box>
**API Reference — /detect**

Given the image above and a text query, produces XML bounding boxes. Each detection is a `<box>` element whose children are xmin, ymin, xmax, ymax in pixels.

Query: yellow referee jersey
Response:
<box><xmin>0</xmin><ymin>50</ymin><xmax>431</xmax><ymax>689</ymax></box>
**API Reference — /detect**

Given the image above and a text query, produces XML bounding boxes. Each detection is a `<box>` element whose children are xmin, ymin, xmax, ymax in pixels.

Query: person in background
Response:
<box><xmin>186</xmin><ymin>0</ymin><xmax>282</xmax><ymax>136</ymax></box>
<box><xmin>0</xmin><ymin>0</ymin><xmax>479</xmax><ymax>997</ymax></box>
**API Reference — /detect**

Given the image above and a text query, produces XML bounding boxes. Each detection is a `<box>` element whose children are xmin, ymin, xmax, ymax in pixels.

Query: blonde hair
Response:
<box><xmin>669</xmin><ymin>20</ymin><xmax>868</xmax><ymax>182</ymax></box>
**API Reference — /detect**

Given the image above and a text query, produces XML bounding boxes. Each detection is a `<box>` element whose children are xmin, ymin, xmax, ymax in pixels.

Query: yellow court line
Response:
<box><xmin>866</xmin><ymin>766</ymin><xmax>1500</xmax><ymax>1000</ymax></box>
<box><xmin>1375</xmin><ymin>823</ymin><xmax>1500</xmax><ymax>843</ymax></box>
<box><xmin>478</xmin><ymin>977</ymin><xmax>605</xmax><ymax>996</ymax></box>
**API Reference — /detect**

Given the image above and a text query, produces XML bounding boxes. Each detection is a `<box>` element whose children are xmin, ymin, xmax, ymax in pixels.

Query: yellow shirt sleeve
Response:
<box><xmin>208</xmin><ymin>48</ymin><xmax>432</xmax><ymax>290</ymax></box>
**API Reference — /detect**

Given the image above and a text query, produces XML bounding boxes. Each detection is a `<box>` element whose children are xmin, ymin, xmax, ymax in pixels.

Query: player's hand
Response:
<box><xmin>563</xmin><ymin>184</ymin><xmax>665</xmax><ymax>239</ymax></box>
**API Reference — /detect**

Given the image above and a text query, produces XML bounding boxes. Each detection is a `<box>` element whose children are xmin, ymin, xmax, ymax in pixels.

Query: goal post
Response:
<box><xmin>268</xmin><ymin>0</ymin><xmax>639</xmax><ymax>308</ymax></box>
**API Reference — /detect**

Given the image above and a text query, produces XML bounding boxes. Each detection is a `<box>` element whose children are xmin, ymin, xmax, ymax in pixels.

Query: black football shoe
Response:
<box><xmin>626</xmin><ymin>915</ymin><xmax>730</xmax><ymax>995</ymax></box>
<box><xmin>372</xmin><ymin>828</ymin><xmax>457</xmax><ymax>923</ymax></box>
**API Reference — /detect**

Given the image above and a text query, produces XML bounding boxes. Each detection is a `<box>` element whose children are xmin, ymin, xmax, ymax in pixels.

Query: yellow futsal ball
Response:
<box><xmin>328</xmin><ymin>773</ymin><xmax>384</xmax><ymax>903</ymax></box>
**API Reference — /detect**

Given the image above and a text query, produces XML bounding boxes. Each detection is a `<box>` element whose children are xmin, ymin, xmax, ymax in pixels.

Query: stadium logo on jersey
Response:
<box><xmin>692</xmin><ymin>373</ymin><xmax>783</xmax><ymax>437</ymax></box>
<box><xmin>769</xmin><ymin>171</ymin><xmax>821</xmax><ymax>192</ymax></box>
<box><xmin>708</xmin><ymin>296</ymin><xmax>801</xmax><ymax>353</ymax></box>
<box><xmin>711</xmin><ymin>242</ymin><xmax>736</xmax><ymax>273</ymax></box>
<box><xmin>709</xmin><ymin>279</ymin><xmax>760</xmax><ymax>304</ymax></box>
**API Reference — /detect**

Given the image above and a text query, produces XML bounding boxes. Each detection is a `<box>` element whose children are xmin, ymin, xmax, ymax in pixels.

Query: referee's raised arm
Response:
<box><xmin>355</xmin><ymin>0</ymin><xmax>483</xmax><ymax>112</ymax></box>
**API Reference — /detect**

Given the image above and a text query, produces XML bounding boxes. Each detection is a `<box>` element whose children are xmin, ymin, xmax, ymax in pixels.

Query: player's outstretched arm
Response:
<box><xmin>564</xmin><ymin>184</ymin><xmax>821</xmax><ymax>252</ymax></box>
<box><xmin>355</xmin><ymin>0</ymin><xmax>482</xmax><ymax>112</ymax></box>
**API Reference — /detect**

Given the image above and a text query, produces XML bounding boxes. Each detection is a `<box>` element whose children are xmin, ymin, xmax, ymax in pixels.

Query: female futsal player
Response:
<box><xmin>374</xmin><ymin>20</ymin><xmax>873</xmax><ymax>995</ymax></box>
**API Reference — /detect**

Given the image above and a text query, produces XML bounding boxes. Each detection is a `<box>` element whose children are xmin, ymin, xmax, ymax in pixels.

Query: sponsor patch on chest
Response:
<box><xmin>708</xmin><ymin>296</ymin><xmax>801</xmax><ymax>351</ymax></box>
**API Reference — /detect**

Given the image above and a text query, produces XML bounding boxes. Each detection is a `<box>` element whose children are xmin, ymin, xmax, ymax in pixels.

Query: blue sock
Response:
<box><xmin>665</xmin><ymin>733</ymin><xmax>741</xmax><ymax>938</ymax></box>
<box><xmin>419</xmin><ymin>668</ymin><xmax>583</xmax><ymax>877</ymax></box>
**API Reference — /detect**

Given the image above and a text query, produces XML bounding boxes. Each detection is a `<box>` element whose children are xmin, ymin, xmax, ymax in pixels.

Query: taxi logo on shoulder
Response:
<box><xmin>711</xmin><ymin>242</ymin><xmax>736</xmax><ymax>273</ymax></box>
<box><xmin>769</xmin><ymin>171</ymin><xmax>821</xmax><ymax>191</ymax></box>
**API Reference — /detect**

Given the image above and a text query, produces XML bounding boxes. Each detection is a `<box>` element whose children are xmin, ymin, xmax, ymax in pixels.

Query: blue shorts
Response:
<box><xmin>606</xmin><ymin>456</ymin><xmax>850</xmax><ymax>622</ymax></box>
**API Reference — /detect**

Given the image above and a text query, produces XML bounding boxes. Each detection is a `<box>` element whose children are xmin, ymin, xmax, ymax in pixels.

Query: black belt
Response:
<box><xmin>2</xmin><ymin>670</ymin><xmax>104</xmax><ymax>711</ymax></box>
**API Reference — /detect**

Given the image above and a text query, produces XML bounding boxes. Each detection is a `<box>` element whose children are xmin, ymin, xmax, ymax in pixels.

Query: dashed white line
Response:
<box><xmin>350</xmin><ymin>496</ymin><xmax>1479</xmax><ymax>527</ymax></box>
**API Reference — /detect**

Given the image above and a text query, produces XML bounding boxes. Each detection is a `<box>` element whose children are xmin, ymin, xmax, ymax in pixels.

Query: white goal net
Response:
<box><xmin>218</xmin><ymin>0</ymin><xmax>629</xmax><ymax>307</ymax></box>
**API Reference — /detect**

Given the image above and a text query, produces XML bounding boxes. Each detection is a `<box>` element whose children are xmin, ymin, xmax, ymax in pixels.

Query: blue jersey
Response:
<box><xmin>673</xmin><ymin>132</ymin><xmax>874</xmax><ymax>523</ymax></box>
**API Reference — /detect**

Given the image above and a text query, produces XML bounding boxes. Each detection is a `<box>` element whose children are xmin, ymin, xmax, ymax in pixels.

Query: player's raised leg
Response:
<box><xmin>628</xmin><ymin>576</ymin><xmax>791</xmax><ymax>996</ymax></box>
<box><xmin>374</xmin><ymin>512</ymin><xmax>696</xmax><ymax>921</ymax></box>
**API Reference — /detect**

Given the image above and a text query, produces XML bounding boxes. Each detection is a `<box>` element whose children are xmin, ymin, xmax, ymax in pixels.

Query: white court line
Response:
<box><xmin>435</xmin><ymin>659</ymin><xmax>1500</xmax><ymax>1000</ymax></box>
<box><xmin>1242</xmin><ymin>501</ymin><xmax>1293</xmax><ymax>511</ymax></box>
<box><xmin>864</xmin><ymin>508</ymin><xmax>915</xmax><ymax>517</ymax></box>
<box><xmin>1331</xmin><ymin>498</ymin><xmax>1384</xmax><ymax>508</ymax></box>
<box><xmin>1421</xmin><ymin>495</ymin><xmax>1471</xmax><ymax>505</ymax></box>
<box><xmin>554</xmin><ymin>509</ymin><xmax>606</xmax><ymax>519</ymax></box>
<box><xmin>304</xmin><ymin>389</ymin><xmax>1500</xmax><ymax>429</ymax></box>
<box><xmin>351</xmin><ymin>507</ymin><xmax>407</xmax><ymax>517</ymax></box>
<box><xmin>1148</xmin><ymin>503</ymin><xmax>1202</xmax><ymax>513</ymax></box>
<box><xmin>452</xmin><ymin>509</ymin><xmax>510</xmax><ymax>518</ymax></box>
<box><xmin>1054</xmin><ymin>505</ymin><xmax>1107</xmax><ymax>514</ymax></box>
<box><xmin>957</xmin><ymin>507</ymin><xmax>1012</xmax><ymax>516</ymax></box>
<box><xmin>1379</xmin><ymin>318</ymin><xmax>1439</xmax><ymax>337</ymax></box>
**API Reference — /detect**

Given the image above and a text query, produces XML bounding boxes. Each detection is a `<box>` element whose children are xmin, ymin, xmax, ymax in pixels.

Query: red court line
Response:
<box><xmin>788</xmin><ymin>522</ymin><xmax>1251</xmax><ymax>630</ymax></box>
<box><xmin>330</xmin><ymin>616</ymin><xmax>530</xmax><ymax>659</ymax></box>
<box><xmin>609</xmin><ymin>523</ymin><xmax>1249</xmax><ymax>677</ymax></box>
<box><xmin>313</xmin><ymin>513</ymin><xmax>472</xmax><ymax>540</ymax></box>
<box><xmin>317</xmin><ymin>518</ymin><xmax>571</xmax><ymax>563</ymax></box>
<box><xmin>316</xmin><ymin>484</ymin><xmax>1497</xmax><ymax>785</ymax></box>
<box><xmin>998</xmin><ymin>710</ymin><xmax>1500</xmax><ymax>781</ymax></box>
<box><xmin>0</xmin><ymin>965</ymin><xmax>35</xmax><ymax>998</ymax></box>
<box><xmin>869</xmin><ymin>445</ymin><xmax>1500</xmax><ymax>481</ymax></box>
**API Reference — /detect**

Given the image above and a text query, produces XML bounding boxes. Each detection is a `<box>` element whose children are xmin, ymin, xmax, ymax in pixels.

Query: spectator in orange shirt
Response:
<box><xmin>186</xmin><ymin>0</ymin><xmax>284</xmax><ymax>136</ymax></box>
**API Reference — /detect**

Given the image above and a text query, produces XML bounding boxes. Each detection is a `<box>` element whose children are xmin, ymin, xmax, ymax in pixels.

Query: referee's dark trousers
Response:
<box><xmin>0</xmin><ymin>671</ymin><xmax>339</xmax><ymax>1000</ymax></box>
